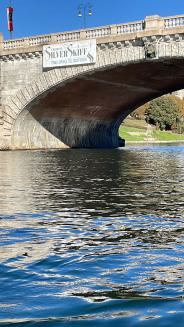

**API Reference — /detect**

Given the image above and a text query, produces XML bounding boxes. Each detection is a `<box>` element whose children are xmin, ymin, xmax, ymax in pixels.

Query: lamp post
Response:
<box><xmin>77</xmin><ymin>3</ymin><xmax>93</xmax><ymax>29</ymax></box>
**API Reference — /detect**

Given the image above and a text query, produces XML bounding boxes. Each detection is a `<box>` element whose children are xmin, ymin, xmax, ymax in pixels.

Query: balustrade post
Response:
<box><xmin>145</xmin><ymin>15</ymin><xmax>164</xmax><ymax>31</ymax></box>
<box><xmin>79</xmin><ymin>30</ymin><xmax>87</xmax><ymax>40</ymax></box>
<box><xmin>51</xmin><ymin>34</ymin><xmax>58</xmax><ymax>44</ymax></box>
<box><xmin>110</xmin><ymin>25</ymin><xmax>117</xmax><ymax>35</ymax></box>
<box><xmin>24</xmin><ymin>37</ymin><xmax>31</xmax><ymax>47</ymax></box>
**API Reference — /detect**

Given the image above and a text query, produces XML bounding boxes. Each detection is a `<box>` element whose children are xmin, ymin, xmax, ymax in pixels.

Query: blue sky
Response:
<box><xmin>0</xmin><ymin>0</ymin><xmax>183</xmax><ymax>40</ymax></box>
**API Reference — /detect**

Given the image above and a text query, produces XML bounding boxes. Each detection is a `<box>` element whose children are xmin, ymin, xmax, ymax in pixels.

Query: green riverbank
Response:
<box><xmin>119</xmin><ymin>118</ymin><xmax>184</xmax><ymax>143</ymax></box>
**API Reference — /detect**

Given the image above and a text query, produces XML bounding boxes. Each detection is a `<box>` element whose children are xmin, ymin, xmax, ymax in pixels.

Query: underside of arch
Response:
<box><xmin>10</xmin><ymin>58</ymin><xmax>184</xmax><ymax>149</ymax></box>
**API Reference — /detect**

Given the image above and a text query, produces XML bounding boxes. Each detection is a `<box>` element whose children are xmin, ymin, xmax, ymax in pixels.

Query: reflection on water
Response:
<box><xmin>0</xmin><ymin>145</ymin><xmax>184</xmax><ymax>326</ymax></box>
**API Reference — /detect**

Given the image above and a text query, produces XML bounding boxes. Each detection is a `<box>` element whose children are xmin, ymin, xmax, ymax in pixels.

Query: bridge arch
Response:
<box><xmin>3</xmin><ymin>40</ymin><xmax>184</xmax><ymax>149</ymax></box>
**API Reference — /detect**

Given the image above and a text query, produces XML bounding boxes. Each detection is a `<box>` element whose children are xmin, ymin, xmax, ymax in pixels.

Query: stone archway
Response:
<box><xmin>2</xmin><ymin>42</ymin><xmax>184</xmax><ymax>149</ymax></box>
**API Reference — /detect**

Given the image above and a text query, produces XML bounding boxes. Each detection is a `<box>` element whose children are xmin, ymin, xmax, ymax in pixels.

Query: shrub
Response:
<box><xmin>145</xmin><ymin>95</ymin><xmax>181</xmax><ymax>130</ymax></box>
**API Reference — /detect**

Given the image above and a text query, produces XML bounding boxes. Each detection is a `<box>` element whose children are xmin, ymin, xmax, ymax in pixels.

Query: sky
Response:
<box><xmin>0</xmin><ymin>0</ymin><xmax>183</xmax><ymax>40</ymax></box>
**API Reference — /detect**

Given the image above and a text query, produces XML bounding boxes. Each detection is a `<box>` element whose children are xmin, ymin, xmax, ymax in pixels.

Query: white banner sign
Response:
<box><xmin>43</xmin><ymin>39</ymin><xmax>96</xmax><ymax>68</ymax></box>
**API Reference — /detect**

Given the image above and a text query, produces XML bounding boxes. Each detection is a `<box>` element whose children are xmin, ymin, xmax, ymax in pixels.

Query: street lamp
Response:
<box><xmin>77</xmin><ymin>3</ymin><xmax>93</xmax><ymax>29</ymax></box>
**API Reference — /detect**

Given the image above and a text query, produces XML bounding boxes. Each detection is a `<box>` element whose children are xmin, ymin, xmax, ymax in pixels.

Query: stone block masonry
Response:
<box><xmin>0</xmin><ymin>15</ymin><xmax>184</xmax><ymax>149</ymax></box>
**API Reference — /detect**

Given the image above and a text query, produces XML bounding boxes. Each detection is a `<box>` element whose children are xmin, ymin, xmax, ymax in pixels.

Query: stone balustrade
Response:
<box><xmin>164</xmin><ymin>15</ymin><xmax>184</xmax><ymax>28</ymax></box>
<box><xmin>85</xmin><ymin>27</ymin><xmax>111</xmax><ymax>39</ymax></box>
<box><xmin>2</xmin><ymin>14</ymin><xmax>184</xmax><ymax>51</ymax></box>
<box><xmin>116</xmin><ymin>21</ymin><xmax>143</xmax><ymax>34</ymax></box>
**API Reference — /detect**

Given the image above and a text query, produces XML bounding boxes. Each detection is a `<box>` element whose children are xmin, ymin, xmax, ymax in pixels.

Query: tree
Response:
<box><xmin>130</xmin><ymin>103</ymin><xmax>149</xmax><ymax>120</ymax></box>
<box><xmin>145</xmin><ymin>95</ymin><xmax>181</xmax><ymax>130</ymax></box>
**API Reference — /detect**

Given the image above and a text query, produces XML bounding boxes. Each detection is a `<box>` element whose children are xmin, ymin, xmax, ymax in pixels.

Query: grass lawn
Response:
<box><xmin>152</xmin><ymin>130</ymin><xmax>184</xmax><ymax>141</ymax></box>
<box><xmin>119</xmin><ymin>126</ymin><xmax>146</xmax><ymax>141</ymax></box>
<box><xmin>119</xmin><ymin>118</ymin><xmax>184</xmax><ymax>142</ymax></box>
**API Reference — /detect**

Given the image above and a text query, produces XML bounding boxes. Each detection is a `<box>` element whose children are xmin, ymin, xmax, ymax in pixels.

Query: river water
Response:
<box><xmin>0</xmin><ymin>145</ymin><xmax>184</xmax><ymax>327</ymax></box>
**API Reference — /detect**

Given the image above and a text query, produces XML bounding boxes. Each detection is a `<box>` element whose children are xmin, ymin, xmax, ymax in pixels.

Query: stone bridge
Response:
<box><xmin>0</xmin><ymin>14</ymin><xmax>184</xmax><ymax>150</ymax></box>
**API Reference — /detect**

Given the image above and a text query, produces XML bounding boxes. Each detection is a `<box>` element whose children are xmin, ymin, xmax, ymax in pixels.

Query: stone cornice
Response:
<box><xmin>1</xmin><ymin>33</ymin><xmax>184</xmax><ymax>61</ymax></box>
<box><xmin>0</xmin><ymin>51</ymin><xmax>42</xmax><ymax>61</ymax></box>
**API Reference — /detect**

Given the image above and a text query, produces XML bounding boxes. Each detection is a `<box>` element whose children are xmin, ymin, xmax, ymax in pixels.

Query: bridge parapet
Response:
<box><xmin>164</xmin><ymin>15</ymin><xmax>184</xmax><ymax>29</ymax></box>
<box><xmin>1</xmin><ymin>14</ymin><xmax>184</xmax><ymax>52</ymax></box>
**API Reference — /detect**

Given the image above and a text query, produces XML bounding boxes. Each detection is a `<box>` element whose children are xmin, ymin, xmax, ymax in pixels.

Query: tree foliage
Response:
<box><xmin>130</xmin><ymin>103</ymin><xmax>149</xmax><ymax>120</ymax></box>
<box><xmin>130</xmin><ymin>94</ymin><xmax>184</xmax><ymax>133</ymax></box>
<box><xmin>145</xmin><ymin>95</ymin><xmax>181</xmax><ymax>130</ymax></box>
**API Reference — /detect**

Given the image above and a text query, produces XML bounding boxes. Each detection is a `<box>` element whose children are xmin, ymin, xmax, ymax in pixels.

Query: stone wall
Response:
<box><xmin>1</xmin><ymin>54</ymin><xmax>42</xmax><ymax>106</ymax></box>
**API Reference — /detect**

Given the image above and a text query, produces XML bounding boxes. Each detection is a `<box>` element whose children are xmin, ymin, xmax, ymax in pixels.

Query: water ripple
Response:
<box><xmin>0</xmin><ymin>146</ymin><xmax>184</xmax><ymax>326</ymax></box>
